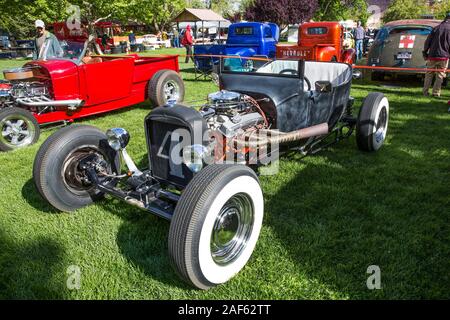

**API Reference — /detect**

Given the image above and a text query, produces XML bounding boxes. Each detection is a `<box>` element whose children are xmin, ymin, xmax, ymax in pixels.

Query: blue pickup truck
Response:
<box><xmin>193</xmin><ymin>22</ymin><xmax>280</xmax><ymax>75</ymax></box>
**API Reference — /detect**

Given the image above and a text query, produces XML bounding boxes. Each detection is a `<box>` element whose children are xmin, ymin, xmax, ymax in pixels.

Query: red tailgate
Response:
<box><xmin>276</xmin><ymin>44</ymin><xmax>314</xmax><ymax>60</ymax></box>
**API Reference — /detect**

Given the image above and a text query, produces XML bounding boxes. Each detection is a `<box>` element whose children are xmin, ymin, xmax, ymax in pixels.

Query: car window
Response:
<box><xmin>307</xmin><ymin>27</ymin><xmax>328</xmax><ymax>35</ymax></box>
<box><xmin>234</xmin><ymin>27</ymin><xmax>253</xmax><ymax>36</ymax></box>
<box><xmin>264</xmin><ymin>27</ymin><xmax>273</xmax><ymax>38</ymax></box>
<box><xmin>221</xmin><ymin>57</ymin><xmax>301</xmax><ymax>78</ymax></box>
<box><xmin>388</xmin><ymin>27</ymin><xmax>432</xmax><ymax>36</ymax></box>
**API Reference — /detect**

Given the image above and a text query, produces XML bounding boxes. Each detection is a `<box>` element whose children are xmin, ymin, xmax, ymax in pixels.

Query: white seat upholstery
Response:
<box><xmin>256</xmin><ymin>60</ymin><xmax>352</xmax><ymax>90</ymax></box>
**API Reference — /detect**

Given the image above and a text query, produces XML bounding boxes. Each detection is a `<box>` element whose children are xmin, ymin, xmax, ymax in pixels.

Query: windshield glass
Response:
<box><xmin>47</xmin><ymin>40</ymin><xmax>86</xmax><ymax>61</ymax></box>
<box><xmin>389</xmin><ymin>26</ymin><xmax>432</xmax><ymax>36</ymax></box>
<box><xmin>221</xmin><ymin>57</ymin><xmax>300</xmax><ymax>77</ymax></box>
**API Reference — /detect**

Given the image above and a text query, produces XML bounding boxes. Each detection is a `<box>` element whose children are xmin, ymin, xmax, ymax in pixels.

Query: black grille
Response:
<box><xmin>145</xmin><ymin>105</ymin><xmax>208</xmax><ymax>189</ymax></box>
<box><xmin>147</xmin><ymin>120</ymin><xmax>194</xmax><ymax>188</ymax></box>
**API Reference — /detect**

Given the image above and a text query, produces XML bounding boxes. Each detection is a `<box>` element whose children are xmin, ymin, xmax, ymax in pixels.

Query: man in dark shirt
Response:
<box><xmin>423</xmin><ymin>13</ymin><xmax>450</xmax><ymax>97</ymax></box>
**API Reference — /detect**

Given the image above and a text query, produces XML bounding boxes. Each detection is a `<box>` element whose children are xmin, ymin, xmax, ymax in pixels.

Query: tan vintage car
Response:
<box><xmin>367</xmin><ymin>19</ymin><xmax>442</xmax><ymax>80</ymax></box>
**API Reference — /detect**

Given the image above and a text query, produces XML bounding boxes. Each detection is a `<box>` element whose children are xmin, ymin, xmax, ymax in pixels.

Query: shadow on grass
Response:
<box><xmin>21</xmin><ymin>179</ymin><xmax>59</xmax><ymax>214</ymax></box>
<box><xmin>265</xmin><ymin>105</ymin><xmax>450</xmax><ymax>299</ymax></box>
<box><xmin>0</xmin><ymin>228</ymin><xmax>66</xmax><ymax>299</ymax></box>
<box><xmin>99</xmin><ymin>200</ymin><xmax>193</xmax><ymax>290</ymax></box>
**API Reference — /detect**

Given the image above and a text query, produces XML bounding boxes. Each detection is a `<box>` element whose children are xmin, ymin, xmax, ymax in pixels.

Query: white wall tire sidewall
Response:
<box><xmin>372</xmin><ymin>97</ymin><xmax>389</xmax><ymax>147</ymax></box>
<box><xmin>197</xmin><ymin>175</ymin><xmax>264</xmax><ymax>285</ymax></box>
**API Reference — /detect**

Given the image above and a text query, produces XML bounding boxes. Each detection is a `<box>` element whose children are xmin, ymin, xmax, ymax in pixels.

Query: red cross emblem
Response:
<box><xmin>399</xmin><ymin>35</ymin><xmax>416</xmax><ymax>49</ymax></box>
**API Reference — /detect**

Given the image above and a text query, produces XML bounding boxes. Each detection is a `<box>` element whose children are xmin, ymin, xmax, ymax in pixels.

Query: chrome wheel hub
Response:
<box><xmin>164</xmin><ymin>80</ymin><xmax>180</xmax><ymax>102</ymax></box>
<box><xmin>0</xmin><ymin>116</ymin><xmax>34</xmax><ymax>147</ymax></box>
<box><xmin>375</xmin><ymin>106</ymin><xmax>388</xmax><ymax>144</ymax></box>
<box><xmin>211</xmin><ymin>193</ymin><xmax>254</xmax><ymax>265</ymax></box>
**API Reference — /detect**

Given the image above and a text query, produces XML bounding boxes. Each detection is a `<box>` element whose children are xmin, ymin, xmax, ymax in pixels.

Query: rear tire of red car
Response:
<box><xmin>0</xmin><ymin>107</ymin><xmax>40</xmax><ymax>152</ymax></box>
<box><xmin>148</xmin><ymin>70</ymin><xmax>185</xmax><ymax>107</ymax></box>
<box><xmin>33</xmin><ymin>125</ymin><xmax>121</xmax><ymax>212</ymax></box>
<box><xmin>356</xmin><ymin>92</ymin><xmax>389</xmax><ymax>152</ymax></box>
<box><xmin>168</xmin><ymin>164</ymin><xmax>264</xmax><ymax>290</ymax></box>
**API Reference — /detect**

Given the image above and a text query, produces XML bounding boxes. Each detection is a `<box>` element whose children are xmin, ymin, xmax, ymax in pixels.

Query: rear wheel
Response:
<box><xmin>33</xmin><ymin>125</ymin><xmax>120</xmax><ymax>212</ymax></box>
<box><xmin>356</xmin><ymin>92</ymin><xmax>389</xmax><ymax>152</ymax></box>
<box><xmin>0</xmin><ymin>107</ymin><xmax>39</xmax><ymax>151</ymax></box>
<box><xmin>148</xmin><ymin>69</ymin><xmax>185</xmax><ymax>107</ymax></box>
<box><xmin>168</xmin><ymin>164</ymin><xmax>264</xmax><ymax>290</ymax></box>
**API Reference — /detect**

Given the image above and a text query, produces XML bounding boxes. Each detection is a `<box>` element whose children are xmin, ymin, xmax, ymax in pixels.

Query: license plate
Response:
<box><xmin>397</xmin><ymin>52</ymin><xmax>412</xmax><ymax>59</ymax></box>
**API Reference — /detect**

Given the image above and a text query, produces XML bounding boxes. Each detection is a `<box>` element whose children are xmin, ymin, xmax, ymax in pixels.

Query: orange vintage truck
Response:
<box><xmin>277</xmin><ymin>22</ymin><xmax>355</xmax><ymax>64</ymax></box>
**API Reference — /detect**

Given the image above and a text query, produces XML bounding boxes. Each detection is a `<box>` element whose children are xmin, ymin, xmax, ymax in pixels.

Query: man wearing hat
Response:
<box><xmin>33</xmin><ymin>20</ymin><xmax>63</xmax><ymax>60</ymax></box>
<box><xmin>423</xmin><ymin>13</ymin><xmax>450</xmax><ymax>97</ymax></box>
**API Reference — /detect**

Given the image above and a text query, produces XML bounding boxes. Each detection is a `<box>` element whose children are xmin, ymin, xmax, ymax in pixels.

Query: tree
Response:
<box><xmin>244</xmin><ymin>0</ymin><xmax>318</xmax><ymax>28</ymax></box>
<box><xmin>382</xmin><ymin>0</ymin><xmax>428</xmax><ymax>23</ymax></box>
<box><xmin>432</xmin><ymin>0</ymin><xmax>450</xmax><ymax>20</ymax></box>
<box><xmin>314</xmin><ymin>0</ymin><xmax>368</xmax><ymax>24</ymax></box>
<box><xmin>127</xmin><ymin>0</ymin><xmax>185</xmax><ymax>32</ymax></box>
<box><xmin>0</xmin><ymin>0</ymin><xmax>71</xmax><ymax>37</ymax></box>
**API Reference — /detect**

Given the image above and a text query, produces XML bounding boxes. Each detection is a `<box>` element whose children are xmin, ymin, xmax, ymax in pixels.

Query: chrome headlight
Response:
<box><xmin>183</xmin><ymin>144</ymin><xmax>210</xmax><ymax>173</ymax></box>
<box><xmin>106</xmin><ymin>128</ymin><xmax>130</xmax><ymax>151</ymax></box>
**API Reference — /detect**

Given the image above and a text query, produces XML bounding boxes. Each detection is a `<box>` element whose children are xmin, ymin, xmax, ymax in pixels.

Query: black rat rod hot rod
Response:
<box><xmin>33</xmin><ymin>59</ymin><xmax>389</xmax><ymax>289</ymax></box>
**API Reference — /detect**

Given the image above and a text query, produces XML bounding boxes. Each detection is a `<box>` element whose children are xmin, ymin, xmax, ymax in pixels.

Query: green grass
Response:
<box><xmin>0</xmin><ymin>48</ymin><xmax>449</xmax><ymax>299</ymax></box>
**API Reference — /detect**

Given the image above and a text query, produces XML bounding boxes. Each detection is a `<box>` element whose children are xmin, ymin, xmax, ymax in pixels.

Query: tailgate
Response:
<box><xmin>276</xmin><ymin>44</ymin><xmax>314</xmax><ymax>60</ymax></box>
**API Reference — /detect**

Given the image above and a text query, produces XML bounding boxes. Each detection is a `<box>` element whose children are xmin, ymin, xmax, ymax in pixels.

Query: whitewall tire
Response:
<box><xmin>168</xmin><ymin>164</ymin><xmax>264</xmax><ymax>290</ymax></box>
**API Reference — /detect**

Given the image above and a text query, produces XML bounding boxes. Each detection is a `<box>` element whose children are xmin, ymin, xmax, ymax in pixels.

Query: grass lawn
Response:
<box><xmin>0</xmin><ymin>48</ymin><xmax>449</xmax><ymax>299</ymax></box>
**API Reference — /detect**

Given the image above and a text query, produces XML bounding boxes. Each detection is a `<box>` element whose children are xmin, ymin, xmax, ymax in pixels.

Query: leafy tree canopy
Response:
<box><xmin>382</xmin><ymin>0</ymin><xmax>428</xmax><ymax>23</ymax></box>
<box><xmin>243</xmin><ymin>0</ymin><xmax>318</xmax><ymax>28</ymax></box>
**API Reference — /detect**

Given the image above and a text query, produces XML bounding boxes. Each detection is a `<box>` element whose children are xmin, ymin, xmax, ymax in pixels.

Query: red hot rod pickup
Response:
<box><xmin>0</xmin><ymin>39</ymin><xmax>184</xmax><ymax>151</ymax></box>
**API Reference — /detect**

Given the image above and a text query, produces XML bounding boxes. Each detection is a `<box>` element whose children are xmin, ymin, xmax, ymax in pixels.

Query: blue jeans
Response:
<box><xmin>173</xmin><ymin>37</ymin><xmax>179</xmax><ymax>48</ymax></box>
<box><xmin>356</xmin><ymin>39</ymin><xmax>363</xmax><ymax>60</ymax></box>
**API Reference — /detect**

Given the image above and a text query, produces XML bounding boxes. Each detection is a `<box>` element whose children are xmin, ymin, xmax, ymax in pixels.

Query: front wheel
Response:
<box><xmin>356</xmin><ymin>92</ymin><xmax>389</xmax><ymax>152</ymax></box>
<box><xmin>0</xmin><ymin>107</ymin><xmax>40</xmax><ymax>151</ymax></box>
<box><xmin>168</xmin><ymin>164</ymin><xmax>264</xmax><ymax>290</ymax></box>
<box><xmin>33</xmin><ymin>125</ymin><xmax>120</xmax><ymax>212</ymax></box>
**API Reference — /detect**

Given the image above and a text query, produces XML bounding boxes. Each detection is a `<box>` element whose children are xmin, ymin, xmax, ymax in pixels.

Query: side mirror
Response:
<box><xmin>353</xmin><ymin>70</ymin><xmax>362</xmax><ymax>79</ymax></box>
<box><xmin>315</xmin><ymin>81</ymin><xmax>333</xmax><ymax>93</ymax></box>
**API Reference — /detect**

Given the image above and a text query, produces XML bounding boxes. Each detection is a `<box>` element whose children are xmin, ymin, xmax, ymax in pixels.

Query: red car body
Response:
<box><xmin>0</xmin><ymin>52</ymin><xmax>184</xmax><ymax>151</ymax></box>
<box><xmin>276</xmin><ymin>22</ymin><xmax>355</xmax><ymax>64</ymax></box>
<box><xmin>14</xmin><ymin>54</ymin><xmax>180</xmax><ymax>124</ymax></box>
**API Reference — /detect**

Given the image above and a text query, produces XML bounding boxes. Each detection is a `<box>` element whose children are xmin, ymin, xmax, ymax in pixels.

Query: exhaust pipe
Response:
<box><xmin>269</xmin><ymin>123</ymin><xmax>329</xmax><ymax>144</ymax></box>
<box><xmin>235</xmin><ymin>122</ymin><xmax>329</xmax><ymax>148</ymax></box>
<box><xmin>17</xmin><ymin>97</ymin><xmax>84</xmax><ymax>109</ymax></box>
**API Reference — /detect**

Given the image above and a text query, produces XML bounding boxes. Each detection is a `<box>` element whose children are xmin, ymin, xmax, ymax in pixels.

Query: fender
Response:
<box><xmin>317</xmin><ymin>46</ymin><xmax>338</xmax><ymax>62</ymax></box>
<box><xmin>341</xmin><ymin>48</ymin><xmax>356</xmax><ymax>64</ymax></box>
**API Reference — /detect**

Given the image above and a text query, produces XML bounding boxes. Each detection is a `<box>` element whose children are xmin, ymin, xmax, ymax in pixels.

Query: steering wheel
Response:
<box><xmin>279</xmin><ymin>69</ymin><xmax>311</xmax><ymax>91</ymax></box>
<box><xmin>279</xmin><ymin>69</ymin><xmax>298</xmax><ymax>75</ymax></box>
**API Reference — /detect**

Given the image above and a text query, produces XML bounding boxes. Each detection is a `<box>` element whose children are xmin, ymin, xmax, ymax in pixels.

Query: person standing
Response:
<box><xmin>423</xmin><ymin>13</ymin><xmax>450</xmax><ymax>97</ymax></box>
<box><xmin>32</xmin><ymin>20</ymin><xmax>63</xmax><ymax>60</ymax></box>
<box><xmin>173</xmin><ymin>28</ymin><xmax>180</xmax><ymax>48</ymax></box>
<box><xmin>353</xmin><ymin>21</ymin><xmax>365</xmax><ymax>61</ymax></box>
<box><xmin>128</xmin><ymin>30</ymin><xmax>136</xmax><ymax>45</ymax></box>
<box><xmin>181</xmin><ymin>25</ymin><xmax>195</xmax><ymax>63</ymax></box>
